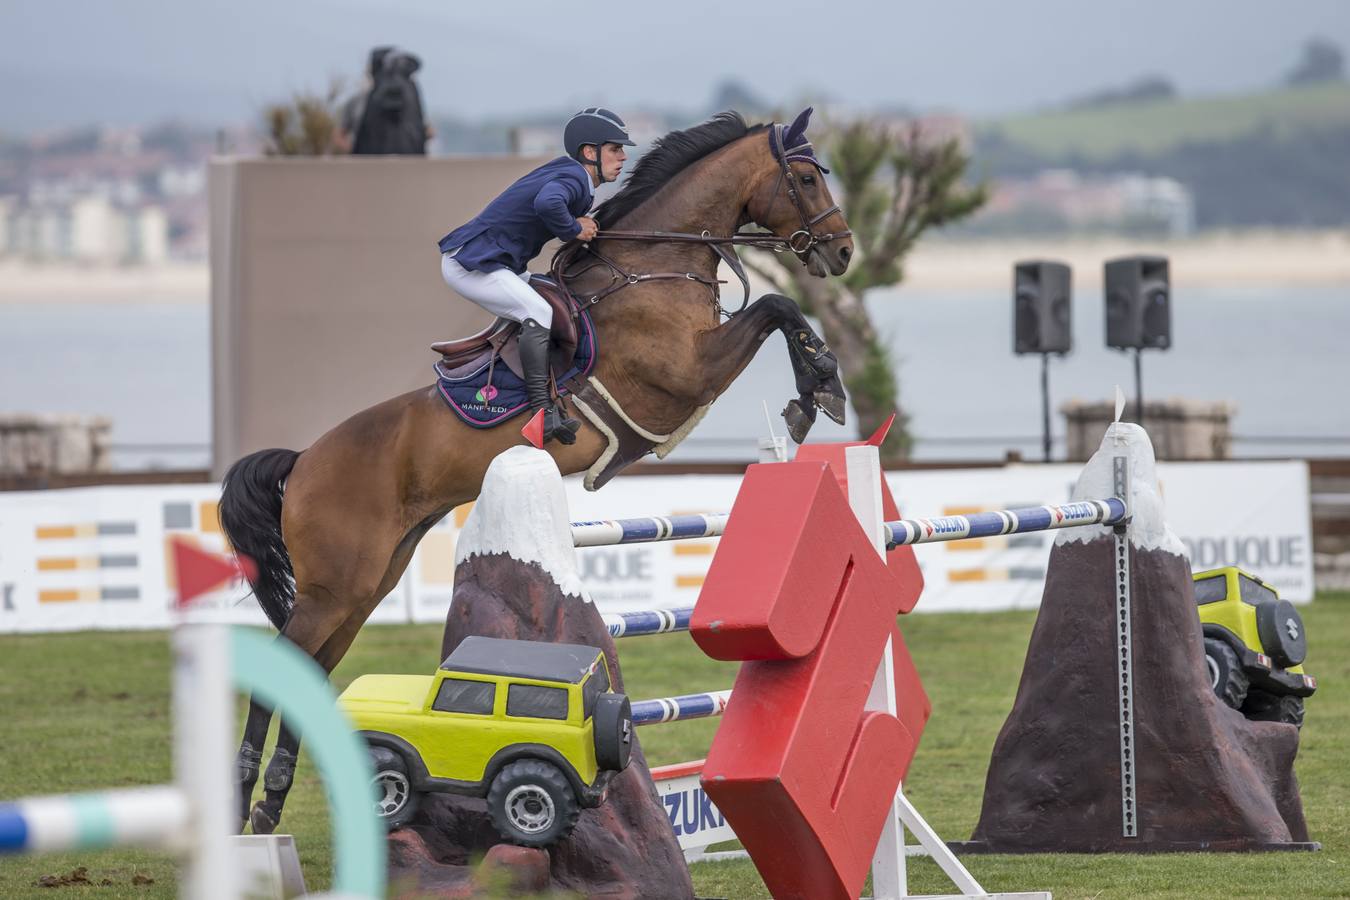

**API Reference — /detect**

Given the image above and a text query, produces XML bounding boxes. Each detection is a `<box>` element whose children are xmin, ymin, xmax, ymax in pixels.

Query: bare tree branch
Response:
<box><xmin>741</xmin><ymin>253</ymin><xmax>791</xmax><ymax>296</ymax></box>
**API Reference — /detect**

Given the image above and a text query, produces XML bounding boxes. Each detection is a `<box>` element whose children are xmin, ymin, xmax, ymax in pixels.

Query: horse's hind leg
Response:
<box><xmin>236</xmin><ymin>698</ymin><xmax>273</xmax><ymax>830</ymax></box>
<box><xmin>244</xmin><ymin>590</ymin><xmax>352</xmax><ymax>835</ymax></box>
<box><xmin>246</xmin><ymin>516</ymin><xmax>440</xmax><ymax>832</ymax></box>
<box><xmin>695</xmin><ymin>293</ymin><xmax>846</xmax><ymax>443</ymax></box>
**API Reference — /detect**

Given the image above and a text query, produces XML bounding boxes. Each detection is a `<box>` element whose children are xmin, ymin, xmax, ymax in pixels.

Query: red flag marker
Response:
<box><xmin>170</xmin><ymin>537</ymin><xmax>257</xmax><ymax>608</ymax></box>
<box><xmin>866</xmin><ymin>412</ymin><xmax>897</xmax><ymax>447</ymax></box>
<box><xmin>521</xmin><ymin>409</ymin><xmax>545</xmax><ymax>449</ymax></box>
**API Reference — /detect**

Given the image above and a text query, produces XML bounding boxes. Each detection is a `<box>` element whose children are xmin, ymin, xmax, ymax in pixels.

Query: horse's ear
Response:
<box><xmin>784</xmin><ymin>107</ymin><xmax>813</xmax><ymax>146</ymax></box>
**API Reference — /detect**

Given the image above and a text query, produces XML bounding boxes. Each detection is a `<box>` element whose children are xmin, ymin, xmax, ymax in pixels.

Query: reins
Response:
<box><xmin>552</xmin><ymin>123</ymin><xmax>851</xmax><ymax>318</ymax></box>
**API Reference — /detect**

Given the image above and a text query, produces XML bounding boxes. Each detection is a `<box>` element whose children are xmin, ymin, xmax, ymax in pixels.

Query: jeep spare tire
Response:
<box><xmin>593</xmin><ymin>692</ymin><xmax>633</xmax><ymax>772</ymax></box>
<box><xmin>369</xmin><ymin>745</ymin><xmax>420</xmax><ymax>829</ymax></box>
<box><xmin>487</xmin><ymin>759</ymin><xmax>580</xmax><ymax>848</ymax></box>
<box><xmin>1255</xmin><ymin>599</ymin><xmax>1307</xmax><ymax>668</ymax></box>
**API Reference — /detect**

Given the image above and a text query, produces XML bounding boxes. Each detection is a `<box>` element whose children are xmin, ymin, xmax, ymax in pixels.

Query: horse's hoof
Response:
<box><xmin>814</xmin><ymin>390</ymin><xmax>847</xmax><ymax>426</ymax></box>
<box><xmin>249</xmin><ymin>804</ymin><xmax>279</xmax><ymax>836</ymax></box>
<box><xmin>782</xmin><ymin>399</ymin><xmax>815</xmax><ymax>444</ymax></box>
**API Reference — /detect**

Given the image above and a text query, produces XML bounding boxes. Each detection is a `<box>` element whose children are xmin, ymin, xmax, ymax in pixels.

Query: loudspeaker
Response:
<box><xmin>1013</xmin><ymin>260</ymin><xmax>1072</xmax><ymax>355</ymax></box>
<box><xmin>1105</xmin><ymin>255</ymin><xmax>1171</xmax><ymax>350</ymax></box>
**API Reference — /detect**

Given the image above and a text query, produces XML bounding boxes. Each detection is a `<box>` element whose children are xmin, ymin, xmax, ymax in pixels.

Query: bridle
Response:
<box><xmin>552</xmin><ymin>123</ymin><xmax>852</xmax><ymax>316</ymax></box>
<box><xmin>761</xmin><ymin>122</ymin><xmax>850</xmax><ymax>255</ymax></box>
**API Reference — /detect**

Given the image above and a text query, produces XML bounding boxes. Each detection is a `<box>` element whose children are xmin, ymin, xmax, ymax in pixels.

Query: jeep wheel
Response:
<box><xmin>1243</xmin><ymin>689</ymin><xmax>1305</xmax><ymax>729</ymax></box>
<box><xmin>487</xmin><ymin>760</ymin><xmax>580</xmax><ymax>848</ymax></box>
<box><xmin>369</xmin><ymin>746</ymin><xmax>420</xmax><ymax>830</ymax></box>
<box><xmin>593</xmin><ymin>692</ymin><xmax>633</xmax><ymax>772</ymax></box>
<box><xmin>1204</xmin><ymin>638</ymin><xmax>1249</xmax><ymax>709</ymax></box>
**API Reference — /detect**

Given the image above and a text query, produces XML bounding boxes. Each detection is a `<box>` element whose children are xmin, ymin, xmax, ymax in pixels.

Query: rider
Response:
<box><xmin>438</xmin><ymin>108</ymin><xmax>634</xmax><ymax>445</ymax></box>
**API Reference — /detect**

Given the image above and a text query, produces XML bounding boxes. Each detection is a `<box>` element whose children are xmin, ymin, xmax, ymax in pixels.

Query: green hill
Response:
<box><xmin>984</xmin><ymin>81</ymin><xmax>1350</xmax><ymax>159</ymax></box>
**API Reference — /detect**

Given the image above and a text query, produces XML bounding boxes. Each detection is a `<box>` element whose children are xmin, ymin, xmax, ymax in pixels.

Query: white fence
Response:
<box><xmin>0</xmin><ymin>461</ymin><xmax>1312</xmax><ymax>633</ymax></box>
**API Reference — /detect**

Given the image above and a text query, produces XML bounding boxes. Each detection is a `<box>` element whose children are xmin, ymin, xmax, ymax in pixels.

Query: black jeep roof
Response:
<box><xmin>440</xmin><ymin>636</ymin><xmax>603</xmax><ymax>684</ymax></box>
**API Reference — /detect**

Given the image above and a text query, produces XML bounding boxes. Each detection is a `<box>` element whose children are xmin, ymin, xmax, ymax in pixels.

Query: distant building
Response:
<box><xmin>508</xmin><ymin>111</ymin><xmax>666</xmax><ymax>158</ymax></box>
<box><xmin>1119</xmin><ymin>175</ymin><xmax>1195</xmax><ymax>236</ymax></box>
<box><xmin>1</xmin><ymin>190</ymin><xmax>169</xmax><ymax>264</ymax></box>
<box><xmin>981</xmin><ymin>170</ymin><xmax>1195</xmax><ymax>236</ymax></box>
<box><xmin>865</xmin><ymin>111</ymin><xmax>974</xmax><ymax>152</ymax></box>
<box><xmin>507</xmin><ymin>124</ymin><xmax>563</xmax><ymax>157</ymax></box>
<box><xmin>4</xmin><ymin>123</ymin><xmax>214</xmax><ymax>262</ymax></box>
<box><xmin>0</xmin><ymin>196</ymin><xmax>11</xmax><ymax>251</ymax></box>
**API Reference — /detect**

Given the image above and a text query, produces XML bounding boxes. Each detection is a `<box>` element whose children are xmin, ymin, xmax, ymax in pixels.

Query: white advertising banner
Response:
<box><xmin>0</xmin><ymin>460</ymin><xmax>1312</xmax><ymax>634</ymax></box>
<box><xmin>885</xmin><ymin>460</ymin><xmax>1314</xmax><ymax>612</ymax></box>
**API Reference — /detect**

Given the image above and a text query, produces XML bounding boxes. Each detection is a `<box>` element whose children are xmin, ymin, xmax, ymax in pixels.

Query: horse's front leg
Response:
<box><xmin>694</xmin><ymin>293</ymin><xmax>846</xmax><ymax>443</ymax></box>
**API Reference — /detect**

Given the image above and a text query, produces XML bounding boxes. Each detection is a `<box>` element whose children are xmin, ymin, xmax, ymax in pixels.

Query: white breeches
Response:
<box><xmin>440</xmin><ymin>252</ymin><xmax>553</xmax><ymax>328</ymax></box>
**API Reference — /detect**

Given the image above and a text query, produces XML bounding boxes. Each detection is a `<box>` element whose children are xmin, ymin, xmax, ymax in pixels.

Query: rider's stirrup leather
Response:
<box><xmin>519</xmin><ymin>318</ymin><xmax>580</xmax><ymax>445</ymax></box>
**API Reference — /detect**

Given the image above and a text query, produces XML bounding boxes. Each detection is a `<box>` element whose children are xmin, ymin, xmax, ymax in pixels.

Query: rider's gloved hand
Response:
<box><xmin>575</xmin><ymin>216</ymin><xmax>598</xmax><ymax>242</ymax></box>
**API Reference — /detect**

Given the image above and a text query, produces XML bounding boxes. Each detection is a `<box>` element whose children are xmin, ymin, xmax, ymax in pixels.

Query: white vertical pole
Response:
<box><xmin>173</xmin><ymin>623</ymin><xmax>235</xmax><ymax>900</ymax></box>
<box><xmin>845</xmin><ymin>446</ymin><xmax>906</xmax><ymax>900</ymax></box>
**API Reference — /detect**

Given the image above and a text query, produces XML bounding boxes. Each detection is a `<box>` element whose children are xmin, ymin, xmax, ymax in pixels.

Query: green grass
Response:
<box><xmin>984</xmin><ymin>82</ymin><xmax>1350</xmax><ymax>160</ymax></box>
<box><xmin>2</xmin><ymin>593</ymin><xmax>1347</xmax><ymax>898</ymax></box>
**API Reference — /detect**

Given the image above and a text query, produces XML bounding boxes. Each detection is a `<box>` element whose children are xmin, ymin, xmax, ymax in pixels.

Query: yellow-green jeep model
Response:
<box><xmin>1194</xmin><ymin>566</ymin><xmax>1316</xmax><ymax>728</ymax></box>
<box><xmin>338</xmin><ymin>636</ymin><xmax>633</xmax><ymax>846</ymax></box>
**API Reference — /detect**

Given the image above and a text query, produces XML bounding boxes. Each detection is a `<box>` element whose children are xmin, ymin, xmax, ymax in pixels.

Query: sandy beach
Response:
<box><xmin>903</xmin><ymin>230</ymin><xmax>1350</xmax><ymax>291</ymax></box>
<box><xmin>1</xmin><ymin>230</ymin><xmax>1347</xmax><ymax>302</ymax></box>
<box><xmin>0</xmin><ymin>260</ymin><xmax>209</xmax><ymax>303</ymax></box>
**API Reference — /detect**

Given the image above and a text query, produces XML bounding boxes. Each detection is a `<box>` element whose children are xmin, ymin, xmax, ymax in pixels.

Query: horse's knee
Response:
<box><xmin>758</xmin><ymin>292</ymin><xmax>804</xmax><ymax>321</ymax></box>
<box><xmin>759</xmin><ymin>291</ymin><xmax>796</xmax><ymax>306</ymax></box>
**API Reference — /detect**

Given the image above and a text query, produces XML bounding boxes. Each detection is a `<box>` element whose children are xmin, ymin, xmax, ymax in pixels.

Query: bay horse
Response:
<box><xmin>221</xmin><ymin>108</ymin><xmax>854</xmax><ymax>833</ymax></box>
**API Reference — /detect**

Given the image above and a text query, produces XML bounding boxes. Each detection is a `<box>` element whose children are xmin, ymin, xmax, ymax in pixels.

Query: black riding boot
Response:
<box><xmin>519</xmin><ymin>318</ymin><xmax>579</xmax><ymax>445</ymax></box>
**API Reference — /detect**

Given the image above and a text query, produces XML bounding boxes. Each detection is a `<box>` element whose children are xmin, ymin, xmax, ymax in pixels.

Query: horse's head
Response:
<box><xmin>748</xmin><ymin>107</ymin><xmax>854</xmax><ymax>277</ymax></box>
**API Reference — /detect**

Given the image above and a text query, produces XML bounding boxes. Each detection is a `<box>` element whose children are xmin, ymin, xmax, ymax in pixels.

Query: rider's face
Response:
<box><xmin>599</xmin><ymin>142</ymin><xmax>627</xmax><ymax>181</ymax></box>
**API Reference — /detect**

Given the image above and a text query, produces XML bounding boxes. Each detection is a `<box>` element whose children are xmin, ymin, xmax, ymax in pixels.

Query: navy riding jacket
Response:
<box><xmin>437</xmin><ymin>156</ymin><xmax>593</xmax><ymax>274</ymax></box>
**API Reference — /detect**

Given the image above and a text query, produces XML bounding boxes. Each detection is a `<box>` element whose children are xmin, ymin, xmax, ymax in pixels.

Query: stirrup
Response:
<box><xmin>541</xmin><ymin>405</ymin><xmax>580</xmax><ymax>445</ymax></box>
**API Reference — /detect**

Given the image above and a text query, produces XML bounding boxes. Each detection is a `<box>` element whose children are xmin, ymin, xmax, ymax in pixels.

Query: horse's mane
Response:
<box><xmin>593</xmin><ymin>111</ymin><xmax>768</xmax><ymax>228</ymax></box>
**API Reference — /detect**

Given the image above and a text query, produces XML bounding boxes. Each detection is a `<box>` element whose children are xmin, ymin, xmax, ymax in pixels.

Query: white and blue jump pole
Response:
<box><xmin>572</xmin><ymin>498</ymin><xmax>1127</xmax><ymax>551</ymax></box>
<box><xmin>631</xmin><ymin>690</ymin><xmax>734</xmax><ymax>726</ymax></box>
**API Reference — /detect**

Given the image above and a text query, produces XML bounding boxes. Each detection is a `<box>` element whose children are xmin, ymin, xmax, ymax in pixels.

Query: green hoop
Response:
<box><xmin>230</xmin><ymin>627</ymin><xmax>385</xmax><ymax>898</ymax></box>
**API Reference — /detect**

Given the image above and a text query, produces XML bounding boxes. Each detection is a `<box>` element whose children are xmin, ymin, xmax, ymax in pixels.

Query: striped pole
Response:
<box><xmin>571</xmin><ymin>514</ymin><xmax>728</xmax><ymax>548</ymax></box>
<box><xmin>570</xmin><ymin>499</ymin><xmax>1125</xmax><ymax>550</ymax></box>
<box><xmin>0</xmin><ymin>786</ymin><xmax>188</xmax><ymax>855</ymax></box>
<box><xmin>602</xmin><ymin>606</ymin><xmax>694</xmax><ymax>638</ymax></box>
<box><xmin>884</xmin><ymin>498</ymin><xmax>1127</xmax><ymax>548</ymax></box>
<box><xmin>632</xmin><ymin>689</ymin><xmax>733</xmax><ymax>725</ymax></box>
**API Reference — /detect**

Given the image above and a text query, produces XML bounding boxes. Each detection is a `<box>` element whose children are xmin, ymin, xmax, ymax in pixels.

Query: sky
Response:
<box><xmin>2</xmin><ymin>0</ymin><xmax>1350</xmax><ymax>132</ymax></box>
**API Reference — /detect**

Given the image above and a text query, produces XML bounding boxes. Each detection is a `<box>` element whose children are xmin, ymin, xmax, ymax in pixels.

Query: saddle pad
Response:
<box><xmin>434</xmin><ymin>306</ymin><xmax>597</xmax><ymax>428</ymax></box>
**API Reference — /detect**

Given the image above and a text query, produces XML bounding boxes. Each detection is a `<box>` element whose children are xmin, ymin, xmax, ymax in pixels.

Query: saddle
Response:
<box><xmin>431</xmin><ymin>275</ymin><xmax>580</xmax><ymax>381</ymax></box>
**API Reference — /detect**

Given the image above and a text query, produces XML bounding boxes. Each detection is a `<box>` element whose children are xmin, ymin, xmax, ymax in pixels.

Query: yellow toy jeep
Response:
<box><xmin>1194</xmin><ymin>566</ymin><xmax>1316</xmax><ymax>728</ymax></box>
<box><xmin>338</xmin><ymin>636</ymin><xmax>632</xmax><ymax>846</ymax></box>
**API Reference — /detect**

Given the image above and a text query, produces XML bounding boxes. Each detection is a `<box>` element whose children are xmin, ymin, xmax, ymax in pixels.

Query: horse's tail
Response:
<box><xmin>219</xmin><ymin>448</ymin><xmax>300</xmax><ymax>632</ymax></box>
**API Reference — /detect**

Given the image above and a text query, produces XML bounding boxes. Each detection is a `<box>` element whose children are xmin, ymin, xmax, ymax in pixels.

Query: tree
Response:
<box><xmin>748</xmin><ymin>121</ymin><xmax>987</xmax><ymax>462</ymax></box>
<box><xmin>1067</xmin><ymin>75</ymin><xmax>1178</xmax><ymax>110</ymax></box>
<box><xmin>1285</xmin><ymin>38</ymin><xmax>1345</xmax><ymax>86</ymax></box>
<box><xmin>262</xmin><ymin>81</ymin><xmax>345</xmax><ymax>157</ymax></box>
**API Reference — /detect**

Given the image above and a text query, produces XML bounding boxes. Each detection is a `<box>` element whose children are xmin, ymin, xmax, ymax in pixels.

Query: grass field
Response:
<box><xmin>984</xmin><ymin>82</ymin><xmax>1350</xmax><ymax>160</ymax></box>
<box><xmin>2</xmin><ymin>592</ymin><xmax>1346</xmax><ymax>899</ymax></box>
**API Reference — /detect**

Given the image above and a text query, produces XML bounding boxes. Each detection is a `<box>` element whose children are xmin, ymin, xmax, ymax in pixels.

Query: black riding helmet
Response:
<box><xmin>563</xmin><ymin>108</ymin><xmax>635</xmax><ymax>184</ymax></box>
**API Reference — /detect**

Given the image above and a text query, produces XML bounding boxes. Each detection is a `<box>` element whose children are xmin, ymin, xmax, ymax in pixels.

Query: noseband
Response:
<box><xmin>554</xmin><ymin>122</ymin><xmax>853</xmax><ymax>316</ymax></box>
